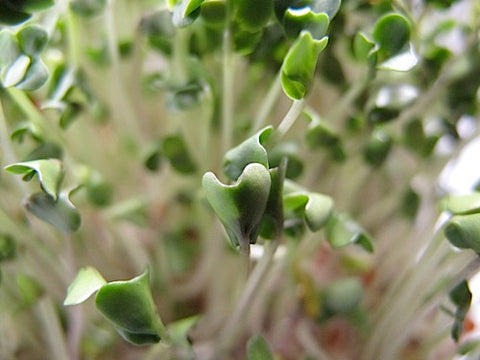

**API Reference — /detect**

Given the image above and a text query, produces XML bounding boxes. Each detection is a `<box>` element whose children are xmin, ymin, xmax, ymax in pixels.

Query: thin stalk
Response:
<box><xmin>105</xmin><ymin>0</ymin><xmax>142</xmax><ymax>139</ymax></box>
<box><xmin>222</xmin><ymin>3</ymin><xmax>235</xmax><ymax>153</ymax></box>
<box><xmin>251</xmin><ymin>72</ymin><xmax>283</xmax><ymax>134</ymax></box>
<box><xmin>277</xmin><ymin>99</ymin><xmax>305</xmax><ymax>138</ymax></box>
<box><xmin>36</xmin><ymin>297</ymin><xmax>70</xmax><ymax>360</ymax></box>
<box><xmin>215</xmin><ymin>239</ymin><xmax>280</xmax><ymax>356</ymax></box>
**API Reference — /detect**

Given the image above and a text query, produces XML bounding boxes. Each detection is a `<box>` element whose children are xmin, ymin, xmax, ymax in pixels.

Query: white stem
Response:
<box><xmin>277</xmin><ymin>99</ymin><xmax>305</xmax><ymax>138</ymax></box>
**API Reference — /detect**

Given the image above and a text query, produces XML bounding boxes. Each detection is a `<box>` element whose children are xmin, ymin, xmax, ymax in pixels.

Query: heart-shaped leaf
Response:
<box><xmin>445</xmin><ymin>214</ymin><xmax>480</xmax><ymax>253</ymax></box>
<box><xmin>223</xmin><ymin>126</ymin><xmax>273</xmax><ymax>181</ymax></box>
<box><xmin>95</xmin><ymin>269</ymin><xmax>165</xmax><ymax>345</ymax></box>
<box><xmin>64</xmin><ymin>267</ymin><xmax>107</xmax><ymax>306</ymax></box>
<box><xmin>440</xmin><ymin>193</ymin><xmax>480</xmax><ymax>215</ymax></box>
<box><xmin>5</xmin><ymin>159</ymin><xmax>64</xmax><ymax>199</ymax></box>
<box><xmin>15</xmin><ymin>58</ymin><xmax>49</xmax><ymax>91</ymax></box>
<box><xmin>281</xmin><ymin>32</ymin><xmax>328</xmax><ymax>100</ymax></box>
<box><xmin>325</xmin><ymin>213</ymin><xmax>373</xmax><ymax>252</ymax></box>
<box><xmin>203</xmin><ymin>163</ymin><xmax>271</xmax><ymax>248</ymax></box>
<box><xmin>16</xmin><ymin>25</ymin><xmax>48</xmax><ymax>56</ymax></box>
<box><xmin>283</xmin><ymin>7</ymin><xmax>329</xmax><ymax>40</ymax></box>
<box><xmin>25</xmin><ymin>191</ymin><xmax>81</xmax><ymax>233</ymax></box>
<box><xmin>247</xmin><ymin>335</ymin><xmax>274</xmax><ymax>360</ymax></box>
<box><xmin>283</xmin><ymin>183</ymin><xmax>334</xmax><ymax>232</ymax></box>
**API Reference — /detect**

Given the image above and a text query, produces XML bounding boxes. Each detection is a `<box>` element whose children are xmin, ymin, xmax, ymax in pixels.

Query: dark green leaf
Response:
<box><xmin>235</xmin><ymin>0</ymin><xmax>272</xmax><ymax>32</ymax></box>
<box><xmin>0</xmin><ymin>3</ymin><xmax>30</xmax><ymax>25</ymax></box>
<box><xmin>260</xmin><ymin>161</ymin><xmax>286</xmax><ymax>239</ymax></box>
<box><xmin>5</xmin><ymin>159</ymin><xmax>64</xmax><ymax>199</ymax></box>
<box><xmin>353</xmin><ymin>32</ymin><xmax>374</xmax><ymax>62</ymax></box>
<box><xmin>203</xmin><ymin>163</ymin><xmax>271</xmax><ymax>248</ymax></box>
<box><xmin>95</xmin><ymin>269</ymin><xmax>165</xmax><ymax>345</ymax></box>
<box><xmin>200</xmin><ymin>1</ymin><xmax>226</xmax><ymax>29</ymax></box>
<box><xmin>26</xmin><ymin>142</ymin><xmax>63</xmax><ymax>161</ymax></box>
<box><xmin>445</xmin><ymin>214</ymin><xmax>480</xmax><ymax>253</ymax></box>
<box><xmin>162</xmin><ymin>134</ymin><xmax>197</xmax><ymax>174</ymax></box>
<box><xmin>449</xmin><ymin>280</ymin><xmax>472</xmax><ymax>342</ymax></box>
<box><xmin>166</xmin><ymin>82</ymin><xmax>204</xmax><ymax>111</ymax></box>
<box><xmin>247</xmin><ymin>335</ymin><xmax>274</xmax><ymax>360</ymax></box>
<box><xmin>363</xmin><ymin>129</ymin><xmax>393</xmax><ymax>167</ymax></box>
<box><xmin>372</xmin><ymin>13</ymin><xmax>411</xmax><ymax>59</ymax></box>
<box><xmin>268</xmin><ymin>142</ymin><xmax>303</xmax><ymax>179</ymax></box>
<box><xmin>400</xmin><ymin>186</ymin><xmax>420</xmax><ymax>220</ymax></box>
<box><xmin>223</xmin><ymin>126</ymin><xmax>272</xmax><ymax>181</ymax></box>
<box><xmin>0</xmin><ymin>234</ymin><xmax>16</xmax><ymax>262</ymax></box>
<box><xmin>25</xmin><ymin>191</ymin><xmax>81</xmax><ymax>233</ymax></box>
<box><xmin>281</xmin><ymin>32</ymin><xmax>328</xmax><ymax>100</ymax></box>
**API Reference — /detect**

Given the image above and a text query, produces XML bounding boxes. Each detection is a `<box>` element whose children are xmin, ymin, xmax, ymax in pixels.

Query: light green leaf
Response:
<box><xmin>223</xmin><ymin>126</ymin><xmax>272</xmax><ymax>181</ymax></box>
<box><xmin>5</xmin><ymin>159</ymin><xmax>64</xmax><ymax>199</ymax></box>
<box><xmin>440</xmin><ymin>193</ymin><xmax>480</xmax><ymax>215</ymax></box>
<box><xmin>283</xmin><ymin>7</ymin><xmax>329</xmax><ymax>40</ymax></box>
<box><xmin>260</xmin><ymin>161</ymin><xmax>286</xmax><ymax>239</ymax></box>
<box><xmin>247</xmin><ymin>335</ymin><xmax>274</xmax><ymax>360</ymax></box>
<box><xmin>353</xmin><ymin>32</ymin><xmax>374</xmax><ymax>62</ymax></box>
<box><xmin>70</xmin><ymin>0</ymin><xmax>106</xmax><ymax>17</ymax></box>
<box><xmin>64</xmin><ymin>267</ymin><xmax>107</xmax><ymax>306</ymax></box>
<box><xmin>2</xmin><ymin>54</ymin><xmax>30</xmax><ymax>88</ymax></box>
<box><xmin>284</xmin><ymin>190</ymin><xmax>333</xmax><ymax>231</ymax></box>
<box><xmin>322</xmin><ymin>277</ymin><xmax>363</xmax><ymax>317</ymax></box>
<box><xmin>203</xmin><ymin>163</ymin><xmax>271</xmax><ymax>248</ymax></box>
<box><xmin>325</xmin><ymin>213</ymin><xmax>373</xmax><ymax>252</ymax></box>
<box><xmin>281</xmin><ymin>32</ymin><xmax>328</xmax><ymax>100</ymax></box>
<box><xmin>16</xmin><ymin>25</ymin><xmax>48</xmax><ymax>56</ymax></box>
<box><xmin>378</xmin><ymin>44</ymin><xmax>418</xmax><ymax>72</ymax></box>
<box><xmin>22</xmin><ymin>0</ymin><xmax>55</xmax><ymax>12</ymax></box>
<box><xmin>0</xmin><ymin>30</ymin><xmax>21</xmax><ymax>68</ymax></box>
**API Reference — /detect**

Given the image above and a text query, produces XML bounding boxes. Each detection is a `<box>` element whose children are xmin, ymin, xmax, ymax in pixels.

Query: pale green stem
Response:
<box><xmin>216</xmin><ymin>238</ymin><xmax>280</xmax><ymax>357</ymax></box>
<box><xmin>105</xmin><ymin>0</ymin><xmax>141</xmax><ymax>139</ymax></box>
<box><xmin>251</xmin><ymin>72</ymin><xmax>283</xmax><ymax>134</ymax></box>
<box><xmin>36</xmin><ymin>297</ymin><xmax>70</xmax><ymax>360</ymax></box>
<box><xmin>171</xmin><ymin>28</ymin><xmax>190</xmax><ymax>87</ymax></box>
<box><xmin>277</xmin><ymin>99</ymin><xmax>305</xmax><ymax>138</ymax></box>
<box><xmin>222</xmin><ymin>16</ymin><xmax>235</xmax><ymax>153</ymax></box>
<box><xmin>66</xmin><ymin>7</ymin><xmax>81</xmax><ymax>68</ymax></box>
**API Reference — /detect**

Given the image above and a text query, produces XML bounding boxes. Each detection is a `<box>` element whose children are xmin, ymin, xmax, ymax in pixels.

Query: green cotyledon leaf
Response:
<box><xmin>25</xmin><ymin>191</ymin><xmax>81</xmax><ymax>233</ymax></box>
<box><xmin>5</xmin><ymin>159</ymin><xmax>64</xmax><ymax>199</ymax></box>
<box><xmin>223</xmin><ymin>126</ymin><xmax>273</xmax><ymax>181</ymax></box>
<box><xmin>95</xmin><ymin>269</ymin><xmax>166</xmax><ymax>345</ymax></box>
<box><xmin>445</xmin><ymin>213</ymin><xmax>480</xmax><ymax>253</ymax></box>
<box><xmin>203</xmin><ymin>163</ymin><xmax>271</xmax><ymax>249</ymax></box>
<box><xmin>281</xmin><ymin>31</ymin><xmax>328</xmax><ymax>100</ymax></box>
